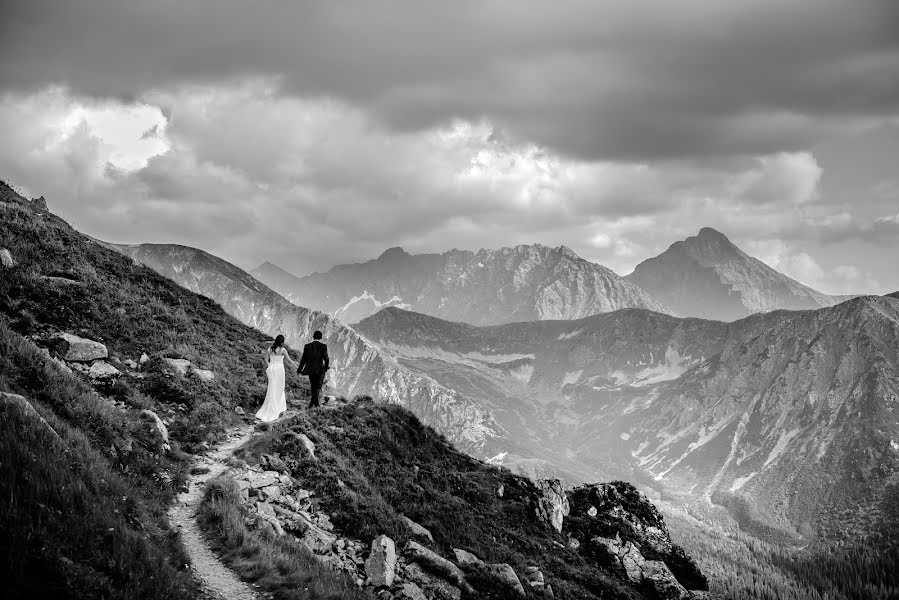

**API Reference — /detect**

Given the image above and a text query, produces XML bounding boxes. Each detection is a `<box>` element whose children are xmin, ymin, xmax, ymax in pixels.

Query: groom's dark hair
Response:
<box><xmin>313</xmin><ymin>330</ymin><xmax>323</xmax><ymax>340</ymax></box>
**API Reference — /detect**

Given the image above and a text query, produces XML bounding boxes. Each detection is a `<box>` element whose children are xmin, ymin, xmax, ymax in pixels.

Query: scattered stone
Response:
<box><xmin>285</xmin><ymin>431</ymin><xmax>317</xmax><ymax>459</ymax></box>
<box><xmin>496</xmin><ymin>484</ymin><xmax>504</xmax><ymax>498</ymax></box>
<box><xmin>88</xmin><ymin>361</ymin><xmax>120</xmax><ymax>380</ymax></box>
<box><xmin>401</xmin><ymin>516</ymin><xmax>434</xmax><ymax>543</ymax></box>
<box><xmin>50</xmin><ymin>332</ymin><xmax>108</xmax><ymax>362</ymax></box>
<box><xmin>263</xmin><ymin>453</ymin><xmax>287</xmax><ymax>473</ymax></box>
<box><xmin>123</xmin><ymin>358</ymin><xmax>138</xmax><ymax>370</ymax></box>
<box><xmin>523</xmin><ymin>566</ymin><xmax>545</xmax><ymax>592</ymax></box>
<box><xmin>138</xmin><ymin>409</ymin><xmax>170</xmax><ymax>451</ymax></box>
<box><xmin>394</xmin><ymin>583</ymin><xmax>428</xmax><ymax>600</ymax></box>
<box><xmin>163</xmin><ymin>357</ymin><xmax>191</xmax><ymax>376</ymax></box>
<box><xmin>485</xmin><ymin>563</ymin><xmax>526</xmax><ymax>597</ymax></box>
<box><xmin>139</xmin><ymin>352</ymin><xmax>150</xmax><ymax>365</ymax></box>
<box><xmin>365</xmin><ymin>535</ymin><xmax>397</xmax><ymax>587</ymax></box>
<box><xmin>544</xmin><ymin>583</ymin><xmax>556</xmax><ymax>599</ymax></box>
<box><xmin>587</xmin><ymin>505</ymin><xmax>597</xmax><ymax>517</ymax></box>
<box><xmin>404</xmin><ymin>541</ymin><xmax>472</xmax><ymax>594</ymax></box>
<box><xmin>0</xmin><ymin>248</ymin><xmax>16</xmax><ymax>268</ymax></box>
<box><xmin>0</xmin><ymin>392</ymin><xmax>60</xmax><ymax>440</ymax></box>
<box><xmin>452</xmin><ymin>548</ymin><xmax>484</xmax><ymax>569</ymax></box>
<box><xmin>233</xmin><ymin>405</ymin><xmax>245</xmax><ymax>415</ymax></box>
<box><xmin>642</xmin><ymin>560</ymin><xmax>689</xmax><ymax>600</ymax></box>
<box><xmin>258</xmin><ymin>485</ymin><xmax>281</xmax><ymax>502</ymax></box>
<box><xmin>404</xmin><ymin>562</ymin><xmax>462</xmax><ymax>600</ymax></box>
<box><xmin>192</xmin><ymin>367</ymin><xmax>214</xmax><ymax>382</ymax></box>
<box><xmin>535</xmin><ymin>479</ymin><xmax>570</xmax><ymax>533</ymax></box>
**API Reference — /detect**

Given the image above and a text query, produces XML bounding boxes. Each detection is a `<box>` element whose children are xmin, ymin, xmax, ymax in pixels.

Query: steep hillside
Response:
<box><xmin>355</xmin><ymin>301</ymin><xmax>899</xmax><ymax>550</ymax></box>
<box><xmin>108</xmin><ymin>242</ymin><xmax>504</xmax><ymax>455</ymax></box>
<box><xmin>252</xmin><ymin>244</ymin><xmax>671</xmax><ymax>325</ymax></box>
<box><xmin>626</xmin><ymin>228</ymin><xmax>852</xmax><ymax>321</ymax></box>
<box><xmin>224</xmin><ymin>401</ymin><xmax>710</xmax><ymax>599</ymax></box>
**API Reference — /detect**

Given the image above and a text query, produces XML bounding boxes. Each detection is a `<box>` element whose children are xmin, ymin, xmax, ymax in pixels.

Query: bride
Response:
<box><xmin>255</xmin><ymin>334</ymin><xmax>298</xmax><ymax>422</ymax></box>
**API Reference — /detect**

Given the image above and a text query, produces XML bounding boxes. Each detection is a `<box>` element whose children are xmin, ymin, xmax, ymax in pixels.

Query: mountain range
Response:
<box><xmin>253</xmin><ymin>243</ymin><xmax>671</xmax><ymax>325</ymax></box>
<box><xmin>253</xmin><ymin>228</ymin><xmax>852</xmax><ymax>325</ymax></box>
<box><xmin>354</xmin><ymin>300</ymin><xmax>899</xmax><ymax>546</ymax></box>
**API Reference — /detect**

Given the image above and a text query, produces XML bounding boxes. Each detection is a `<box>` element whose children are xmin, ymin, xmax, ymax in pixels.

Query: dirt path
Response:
<box><xmin>169</xmin><ymin>425</ymin><xmax>260</xmax><ymax>600</ymax></box>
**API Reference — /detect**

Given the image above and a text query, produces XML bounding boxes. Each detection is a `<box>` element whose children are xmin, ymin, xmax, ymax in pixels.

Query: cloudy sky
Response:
<box><xmin>2</xmin><ymin>0</ymin><xmax>898</xmax><ymax>294</ymax></box>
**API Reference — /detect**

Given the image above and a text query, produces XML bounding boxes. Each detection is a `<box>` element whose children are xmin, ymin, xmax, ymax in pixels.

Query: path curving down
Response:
<box><xmin>169</xmin><ymin>426</ymin><xmax>259</xmax><ymax>600</ymax></box>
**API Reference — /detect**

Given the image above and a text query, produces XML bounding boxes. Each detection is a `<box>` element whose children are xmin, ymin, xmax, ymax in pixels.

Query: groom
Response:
<box><xmin>298</xmin><ymin>330</ymin><xmax>329</xmax><ymax>409</ymax></box>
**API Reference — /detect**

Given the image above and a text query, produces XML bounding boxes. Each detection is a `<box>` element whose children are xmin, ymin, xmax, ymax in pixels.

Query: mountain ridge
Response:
<box><xmin>626</xmin><ymin>228</ymin><xmax>854</xmax><ymax>321</ymax></box>
<box><xmin>252</xmin><ymin>243</ymin><xmax>672</xmax><ymax>326</ymax></box>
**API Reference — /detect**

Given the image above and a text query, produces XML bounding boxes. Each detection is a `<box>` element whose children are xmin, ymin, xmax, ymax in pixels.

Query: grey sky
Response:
<box><xmin>1</xmin><ymin>0</ymin><xmax>898</xmax><ymax>294</ymax></box>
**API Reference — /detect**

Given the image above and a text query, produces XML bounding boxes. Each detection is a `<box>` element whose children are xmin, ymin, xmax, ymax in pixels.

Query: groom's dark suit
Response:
<box><xmin>298</xmin><ymin>339</ymin><xmax>329</xmax><ymax>408</ymax></box>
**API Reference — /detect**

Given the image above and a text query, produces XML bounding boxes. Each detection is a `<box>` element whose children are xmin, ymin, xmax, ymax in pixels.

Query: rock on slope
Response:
<box><xmin>626</xmin><ymin>227</ymin><xmax>853</xmax><ymax>321</ymax></box>
<box><xmin>252</xmin><ymin>244</ymin><xmax>671</xmax><ymax>325</ymax></box>
<box><xmin>107</xmin><ymin>243</ymin><xmax>503</xmax><ymax>454</ymax></box>
<box><xmin>356</xmin><ymin>300</ymin><xmax>899</xmax><ymax>542</ymax></box>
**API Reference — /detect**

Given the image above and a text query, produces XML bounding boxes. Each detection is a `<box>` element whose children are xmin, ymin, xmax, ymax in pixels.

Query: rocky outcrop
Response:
<box><xmin>88</xmin><ymin>361</ymin><xmax>120</xmax><ymax>381</ymax></box>
<box><xmin>565</xmin><ymin>482</ymin><xmax>708</xmax><ymax>592</ymax></box>
<box><xmin>50</xmin><ymin>332</ymin><xmax>108</xmax><ymax>362</ymax></box>
<box><xmin>535</xmin><ymin>479</ymin><xmax>570</xmax><ymax>532</ymax></box>
<box><xmin>403</xmin><ymin>541</ymin><xmax>472</xmax><ymax>594</ymax></box>
<box><xmin>642</xmin><ymin>560</ymin><xmax>690</xmax><ymax>600</ymax></box>
<box><xmin>484</xmin><ymin>563</ymin><xmax>525</xmax><ymax>597</ymax></box>
<box><xmin>253</xmin><ymin>243</ymin><xmax>671</xmax><ymax>326</ymax></box>
<box><xmin>401</xmin><ymin>516</ymin><xmax>434</xmax><ymax>543</ymax></box>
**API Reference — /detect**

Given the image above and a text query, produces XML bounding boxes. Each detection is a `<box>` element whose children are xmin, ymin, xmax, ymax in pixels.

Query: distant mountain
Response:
<box><xmin>252</xmin><ymin>244</ymin><xmax>671</xmax><ymax>325</ymax></box>
<box><xmin>626</xmin><ymin>227</ymin><xmax>853</xmax><ymax>321</ymax></box>
<box><xmin>107</xmin><ymin>243</ymin><xmax>504</xmax><ymax>454</ymax></box>
<box><xmin>355</xmin><ymin>299</ymin><xmax>899</xmax><ymax>545</ymax></box>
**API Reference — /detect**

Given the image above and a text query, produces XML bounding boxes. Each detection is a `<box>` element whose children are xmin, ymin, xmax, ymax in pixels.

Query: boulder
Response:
<box><xmin>452</xmin><ymin>548</ymin><xmax>484</xmax><ymax>568</ymax></box>
<box><xmin>401</xmin><ymin>516</ymin><xmax>434</xmax><ymax>543</ymax></box>
<box><xmin>89</xmin><ymin>361</ymin><xmax>120</xmax><ymax>380</ymax></box>
<box><xmin>234</xmin><ymin>405</ymin><xmax>245</xmax><ymax>415</ymax></box>
<box><xmin>524</xmin><ymin>566</ymin><xmax>545</xmax><ymax>592</ymax></box>
<box><xmin>257</xmin><ymin>485</ymin><xmax>281</xmax><ymax>502</ymax></box>
<box><xmin>139</xmin><ymin>353</ymin><xmax>150</xmax><ymax>365</ymax></box>
<box><xmin>263</xmin><ymin>453</ymin><xmax>288</xmax><ymax>473</ymax></box>
<box><xmin>192</xmin><ymin>367</ymin><xmax>214</xmax><ymax>382</ymax></box>
<box><xmin>163</xmin><ymin>358</ymin><xmax>191</xmax><ymax>376</ymax></box>
<box><xmin>50</xmin><ymin>332</ymin><xmax>108</xmax><ymax>362</ymax></box>
<box><xmin>485</xmin><ymin>563</ymin><xmax>526</xmax><ymax>597</ymax></box>
<box><xmin>621</xmin><ymin>541</ymin><xmax>647</xmax><ymax>583</ymax></box>
<box><xmin>242</xmin><ymin>470</ymin><xmax>281</xmax><ymax>490</ymax></box>
<box><xmin>642</xmin><ymin>560</ymin><xmax>689</xmax><ymax>600</ymax></box>
<box><xmin>138</xmin><ymin>409</ymin><xmax>170</xmax><ymax>451</ymax></box>
<box><xmin>404</xmin><ymin>562</ymin><xmax>461</xmax><ymax>600</ymax></box>
<box><xmin>123</xmin><ymin>358</ymin><xmax>138</xmax><ymax>370</ymax></box>
<box><xmin>535</xmin><ymin>479</ymin><xmax>570</xmax><ymax>532</ymax></box>
<box><xmin>544</xmin><ymin>583</ymin><xmax>556</xmax><ymax>599</ymax></box>
<box><xmin>496</xmin><ymin>484</ymin><xmax>504</xmax><ymax>498</ymax></box>
<box><xmin>285</xmin><ymin>431</ymin><xmax>316</xmax><ymax>459</ymax></box>
<box><xmin>0</xmin><ymin>248</ymin><xmax>16</xmax><ymax>268</ymax></box>
<box><xmin>404</xmin><ymin>541</ymin><xmax>472</xmax><ymax>593</ymax></box>
<box><xmin>365</xmin><ymin>535</ymin><xmax>397</xmax><ymax>587</ymax></box>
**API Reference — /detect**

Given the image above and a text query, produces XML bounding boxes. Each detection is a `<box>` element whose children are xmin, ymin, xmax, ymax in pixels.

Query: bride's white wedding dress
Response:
<box><xmin>256</xmin><ymin>352</ymin><xmax>286</xmax><ymax>422</ymax></box>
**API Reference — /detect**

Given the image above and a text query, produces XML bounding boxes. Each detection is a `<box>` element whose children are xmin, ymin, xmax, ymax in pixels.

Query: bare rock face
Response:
<box><xmin>535</xmin><ymin>479</ymin><xmax>570</xmax><ymax>532</ymax></box>
<box><xmin>365</xmin><ymin>535</ymin><xmax>397</xmax><ymax>587</ymax></box>
<box><xmin>50</xmin><ymin>332</ymin><xmax>108</xmax><ymax>362</ymax></box>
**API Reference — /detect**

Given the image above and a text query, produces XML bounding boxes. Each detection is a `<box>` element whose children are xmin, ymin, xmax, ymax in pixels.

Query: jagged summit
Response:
<box><xmin>253</xmin><ymin>242</ymin><xmax>671</xmax><ymax>325</ymax></box>
<box><xmin>626</xmin><ymin>227</ymin><xmax>852</xmax><ymax>321</ymax></box>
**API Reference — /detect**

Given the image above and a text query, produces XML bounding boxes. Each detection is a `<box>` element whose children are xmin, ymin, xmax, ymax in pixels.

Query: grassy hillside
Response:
<box><xmin>235</xmin><ymin>402</ymin><xmax>677</xmax><ymax>600</ymax></box>
<box><xmin>0</xmin><ymin>180</ymin><xmax>319</xmax><ymax>597</ymax></box>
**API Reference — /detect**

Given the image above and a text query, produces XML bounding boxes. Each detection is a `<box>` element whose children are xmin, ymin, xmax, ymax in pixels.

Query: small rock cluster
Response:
<box><xmin>162</xmin><ymin>357</ymin><xmax>215</xmax><ymax>382</ymax></box>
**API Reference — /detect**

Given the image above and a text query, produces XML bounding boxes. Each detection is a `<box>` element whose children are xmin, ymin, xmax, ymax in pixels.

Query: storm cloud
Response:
<box><xmin>3</xmin><ymin>0</ymin><xmax>899</xmax><ymax>160</ymax></box>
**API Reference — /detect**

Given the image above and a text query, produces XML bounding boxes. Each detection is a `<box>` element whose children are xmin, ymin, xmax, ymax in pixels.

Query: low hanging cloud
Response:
<box><xmin>3</xmin><ymin>0</ymin><xmax>899</xmax><ymax>161</ymax></box>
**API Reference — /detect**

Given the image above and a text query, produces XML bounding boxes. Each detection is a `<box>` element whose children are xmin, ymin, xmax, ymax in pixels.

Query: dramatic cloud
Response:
<box><xmin>1</xmin><ymin>1</ymin><xmax>898</xmax><ymax>294</ymax></box>
<box><xmin>3</xmin><ymin>0</ymin><xmax>899</xmax><ymax>160</ymax></box>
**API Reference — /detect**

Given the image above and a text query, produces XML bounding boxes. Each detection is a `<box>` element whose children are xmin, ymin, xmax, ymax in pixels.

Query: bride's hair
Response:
<box><xmin>270</xmin><ymin>334</ymin><xmax>285</xmax><ymax>352</ymax></box>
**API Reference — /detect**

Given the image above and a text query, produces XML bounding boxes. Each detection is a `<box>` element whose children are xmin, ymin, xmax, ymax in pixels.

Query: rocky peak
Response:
<box><xmin>675</xmin><ymin>227</ymin><xmax>743</xmax><ymax>263</ymax></box>
<box><xmin>378</xmin><ymin>246</ymin><xmax>410</xmax><ymax>261</ymax></box>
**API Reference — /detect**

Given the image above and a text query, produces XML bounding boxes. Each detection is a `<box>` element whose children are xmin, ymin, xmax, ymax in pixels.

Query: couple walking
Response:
<box><xmin>255</xmin><ymin>330</ymin><xmax>329</xmax><ymax>422</ymax></box>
